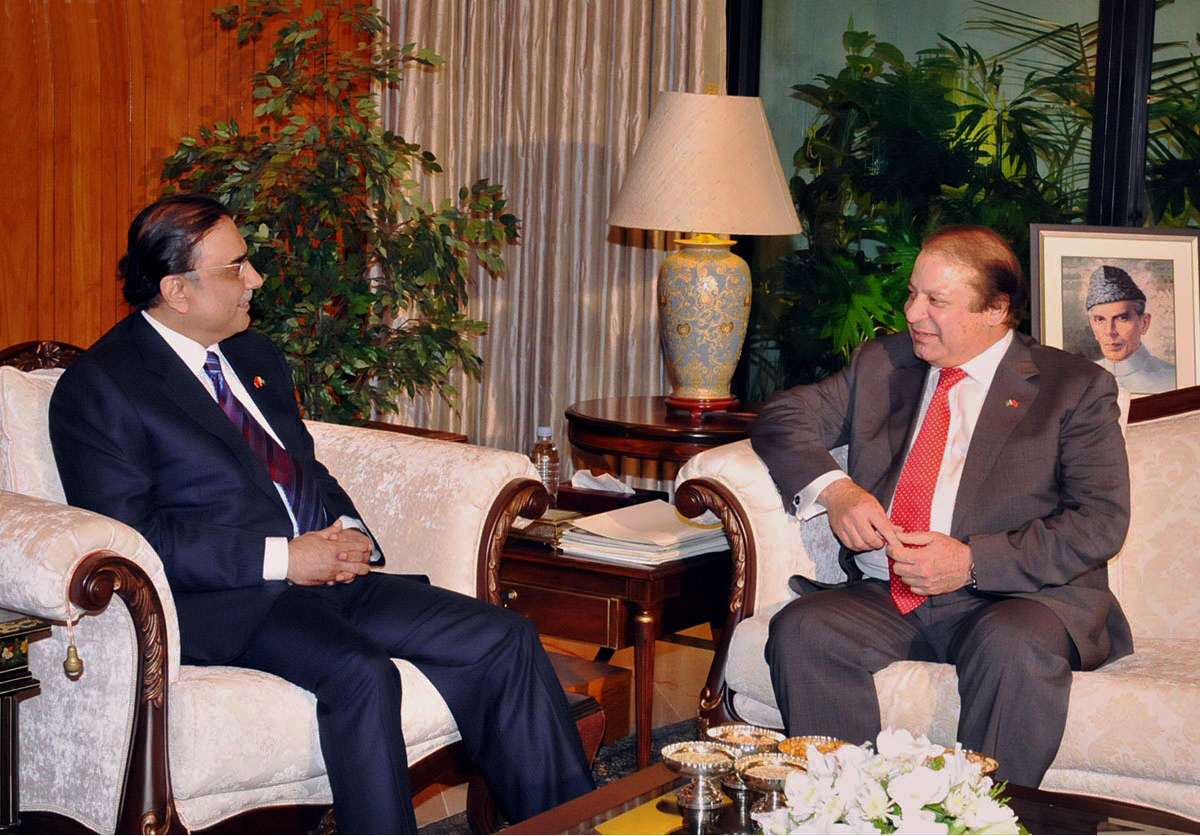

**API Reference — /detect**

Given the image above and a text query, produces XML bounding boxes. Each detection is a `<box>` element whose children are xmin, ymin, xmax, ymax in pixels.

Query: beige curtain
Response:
<box><xmin>377</xmin><ymin>0</ymin><xmax>725</xmax><ymax>474</ymax></box>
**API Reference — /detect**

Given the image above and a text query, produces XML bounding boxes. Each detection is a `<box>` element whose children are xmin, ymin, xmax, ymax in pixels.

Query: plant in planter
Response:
<box><xmin>162</xmin><ymin>0</ymin><xmax>518</xmax><ymax>424</ymax></box>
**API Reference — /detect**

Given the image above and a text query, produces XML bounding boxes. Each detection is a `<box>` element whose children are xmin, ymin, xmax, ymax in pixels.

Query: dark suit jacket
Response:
<box><xmin>49</xmin><ymin>313</ymin><xmax>379</xmax><ymax>664</ymax></box>
<box><xmin>750</xmin><ymin>330</ymin><xmax>1133</xmax><ymax>670</ymax></box>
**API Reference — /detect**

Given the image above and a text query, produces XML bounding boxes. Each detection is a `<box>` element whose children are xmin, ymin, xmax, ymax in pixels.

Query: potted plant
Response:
<box><xmin>162</xmin><ymin>0</ymin><xmax>518</xmax><ymax>424</ymax></box>
<box><xmin>742</xmin><ymin>25</ymin><xmax>1087</xmax><ymax>400</ymax></box>
<box><xmin>745</xmin><ymin>5</ymin><xmax>1200</xmax><ymax>399</ymax></box>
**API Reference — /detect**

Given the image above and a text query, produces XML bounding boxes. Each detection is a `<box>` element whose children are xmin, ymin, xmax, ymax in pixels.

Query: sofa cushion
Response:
<box><xmin>170</xmin><ymin>659</ymin><xmax>460</xmax><ymax>829</ymax></box>
<box><xmin>0</xmin><ymin>366</ymin><xmax>66</xmax><ymax>503</ymax></box>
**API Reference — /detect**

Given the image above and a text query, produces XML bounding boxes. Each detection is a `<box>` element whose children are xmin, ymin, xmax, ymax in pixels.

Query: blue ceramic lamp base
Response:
<box><xmin>658</xmin><ymin>236</ymin><xmax>750</xmax><ymax>418</ymax></box>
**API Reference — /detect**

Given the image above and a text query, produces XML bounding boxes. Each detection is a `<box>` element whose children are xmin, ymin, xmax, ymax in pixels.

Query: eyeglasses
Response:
<box><xmin>186</xmin><ymin>260</ymin><xmax>253</xmax><ymax>280</ymax></box>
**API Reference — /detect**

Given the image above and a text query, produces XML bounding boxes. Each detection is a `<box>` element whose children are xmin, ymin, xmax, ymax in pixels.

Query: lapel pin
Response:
<box><xmin>1005</xmin><ymin>398</ymin><xmax>1019</xmax><ymax>408</ymax></box>
<box><xmin>253</xmin><ymin>376</ymin><xmax>265</xmax><ymax>389</ymax></box>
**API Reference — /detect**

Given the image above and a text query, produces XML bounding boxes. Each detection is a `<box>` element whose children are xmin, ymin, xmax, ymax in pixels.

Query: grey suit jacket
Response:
<box><xmin>751</xmin><ymin>330</ymin><xmax>1133</xmax><ymax>670</ymax></box>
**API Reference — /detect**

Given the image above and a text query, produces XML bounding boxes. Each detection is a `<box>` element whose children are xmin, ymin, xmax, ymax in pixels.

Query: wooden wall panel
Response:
<box><xmin>0</xmin><ymin>3</ymin><xmax>41</xmax><ymax>346</ymax></box>
<box><xmin>0</xmin><ymin>0</ymin><xmax>350</xmax><ymax>350</ymax></box>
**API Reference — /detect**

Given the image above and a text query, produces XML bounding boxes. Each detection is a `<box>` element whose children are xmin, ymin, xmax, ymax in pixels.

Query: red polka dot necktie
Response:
<box><xmin>888</xmin><ymin>366</ymin><xmax>967</xmax><ymax>613</ymax></box>
<box><xmin>203</xmin><ymin>352</ymin><xmax>327</xmax><ymax>534</ymax></box>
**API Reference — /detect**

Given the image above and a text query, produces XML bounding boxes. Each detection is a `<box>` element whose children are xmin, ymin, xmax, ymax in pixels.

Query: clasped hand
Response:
<box><xmin>287</xmin><ymin>520</ymin><xmax>373</xmax><ymax>586</ymax></box>
<box><xmin>818</xmin><ymin>478</ymin><xmax>973</xmax><ymax>595</ymax></box>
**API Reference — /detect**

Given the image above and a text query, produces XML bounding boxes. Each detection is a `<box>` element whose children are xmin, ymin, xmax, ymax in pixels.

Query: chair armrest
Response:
<box><xmin>0</xmin><ymin>491</ymin><xmax>177</xmax><ymax>832</ymax></box>
<box><xmin>308</xmin><ymin>422</ymin><xmax>545</xmax><ymax>596</ymax></box>
<box><xmin>0</xmin><ymin>491</ymin><xmax>180</xmax><ymax>659</ymax></box>
<box><xmin>677</xmin><ymin>440</ymin><xmax>844</xmax><ymax>613</ymax></box>
<box><xmin>675</xmin><ymin>440</ymin><xmax>845</xmax><ymax>729</ymax></box>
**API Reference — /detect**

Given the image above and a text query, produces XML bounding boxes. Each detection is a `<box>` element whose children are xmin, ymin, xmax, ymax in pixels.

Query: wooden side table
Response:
<box><xmin>565</xmin><ymin>396</ymin><xmax>754</xmax><ymax>479</ymax></box>
<box><xmin>495</xmin><ymin>487</ymin><xmax>731</xmax><ymax>770</ymax></box>
<box><xmin>0</xmin><ymin>609</ymin><xmax>49</xmax><ymax>832</ymax></box>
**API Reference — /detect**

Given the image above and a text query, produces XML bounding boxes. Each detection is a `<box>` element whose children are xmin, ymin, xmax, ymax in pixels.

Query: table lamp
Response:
<box><xmin>607</xmin><ymin>91</ymin><xmax>801</xmax><ymax>416</ymax></box>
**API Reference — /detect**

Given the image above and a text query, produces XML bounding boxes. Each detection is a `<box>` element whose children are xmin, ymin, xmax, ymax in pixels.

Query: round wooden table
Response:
<box><xmin>565</xmin><ymin>396</ymin><xmax>755</xmax><ymax>475</ymax></box>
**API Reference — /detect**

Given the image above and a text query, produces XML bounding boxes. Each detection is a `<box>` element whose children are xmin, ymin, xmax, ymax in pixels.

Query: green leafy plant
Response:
<box><xmin>162</xmin><ymin>0</ymin><xmax>518</xmax><ymax>424</ymax></box>
<box><xmin>743</xmin><ymin>24</ymin><xmax>1087</xmax><ymax>398</ymax></box>
<box><xmin>969</xmin><ymin>0</ymin><xmax>1200</xmax><ymax>228</ymax></box>
<box><xmin>745</xmin><ymin>4</ymin><xmax>1200</xmax><ymax>399</ymax></box>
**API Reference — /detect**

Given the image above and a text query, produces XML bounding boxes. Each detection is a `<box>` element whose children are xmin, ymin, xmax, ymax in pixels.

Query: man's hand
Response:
<box><xmin>329</xmin><ymin>525</ymin><xmax>374</xmax><ymax>560</ymax></box>
<box><xmin>818</xmin><ymin>478</ymin><xmax>902</xmax><ymax>553</ymax></box>
<box><xmin>287</xmin><ymin>520</ymin><xmax>373</xmax><ymax>586</ymax></box>
<box><xmin>887</xmin><ymin>531</ymin><xmax>973</xmax><ymax>596</ymax></box>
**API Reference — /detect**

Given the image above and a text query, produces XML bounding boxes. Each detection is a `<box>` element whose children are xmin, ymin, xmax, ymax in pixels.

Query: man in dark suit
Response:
<box><xmin>752</xmin><ymin>225</ymin><xmax>1132</xmax><ymax>786</ymax></box>
<box><xmin>48</xmin><ymin>194</ymin><xmax>594</xmax><ymax>833</ymax></box>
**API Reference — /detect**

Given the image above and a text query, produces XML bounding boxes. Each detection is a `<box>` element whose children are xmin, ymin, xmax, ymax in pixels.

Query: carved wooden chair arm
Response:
<box><xmin>675</xmin><ymin>476</ymin><xmax>757</xmax><ymax>730</ymax></box>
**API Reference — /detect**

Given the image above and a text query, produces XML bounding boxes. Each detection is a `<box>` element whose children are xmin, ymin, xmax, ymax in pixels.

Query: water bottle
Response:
<box><xmin>530</xmin><ymin>425</ymin><xmax>560</xmax><ymax>503</ymax></box>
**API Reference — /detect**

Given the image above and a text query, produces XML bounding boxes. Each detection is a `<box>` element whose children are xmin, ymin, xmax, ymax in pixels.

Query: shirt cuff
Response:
<box><xmin>795</xmin><ymin>470</ymin><xmax>850</xmax><ymax>520</ymax></box>
<box><xmin>338</xmin><ymin>515</ymin><xmax>383</xmax><ymax>563</ymax></box>
<box><xmin>263</xmin><ymin>536</ymin><xmax>289</xmax><ymax>581</ymax></box>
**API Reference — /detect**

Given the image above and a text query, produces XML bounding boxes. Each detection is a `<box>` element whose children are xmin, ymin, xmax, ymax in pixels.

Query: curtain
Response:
<box><xmin>377</xmin><ymin>0</ymin><xmax>724</xmax><ymax>478</ymax></box>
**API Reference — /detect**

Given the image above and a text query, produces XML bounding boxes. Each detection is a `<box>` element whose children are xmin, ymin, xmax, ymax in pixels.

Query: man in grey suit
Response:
<box><xmin>752</xmin><ymin>225</ymin><xmax>1132</xmax><ymax>786</ymax></box>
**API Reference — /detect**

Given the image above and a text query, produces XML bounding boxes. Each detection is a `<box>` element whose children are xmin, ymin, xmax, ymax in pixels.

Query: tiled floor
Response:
<box><xmin>412</xmin><ymin>626</ymin><xmax>715</xmax><ymax>827</ymax></box>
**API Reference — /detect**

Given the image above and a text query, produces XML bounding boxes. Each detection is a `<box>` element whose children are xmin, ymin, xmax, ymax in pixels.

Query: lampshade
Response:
<box><xmin>607</xmin><ymin>92</ymin><xmax>802</xmax><ymax>237</ymax></box>
<box><xmin>608</xmin><ymin>92</ymin><xmax>801</xmax><ymax>416</ymax></box>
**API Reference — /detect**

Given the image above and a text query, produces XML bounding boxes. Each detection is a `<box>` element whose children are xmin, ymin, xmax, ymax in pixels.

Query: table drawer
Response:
<box><xmin>500</xmin><ymin>583</ymin><xmax>623</xmax><ymax>647</ymax></box>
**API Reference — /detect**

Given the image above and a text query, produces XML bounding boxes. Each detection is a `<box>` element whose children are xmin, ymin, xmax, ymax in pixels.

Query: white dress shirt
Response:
<box><xmin>143</xmin><ymin>312</ymin><xmax>369</xmax><ymax>580</ymax></box>
<box><xmin>796</xmin><ymin>330</ymin><xmax>1014</xmax><ymax>579</ymax></box>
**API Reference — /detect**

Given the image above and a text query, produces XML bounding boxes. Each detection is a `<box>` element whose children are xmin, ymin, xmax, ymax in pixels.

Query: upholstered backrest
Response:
<box><xmin>0</xmin><ymin>365</ymin><xmax>184</xmax><ymax>833</ymax></box>
<box><xmin>309</xmin><ymin>420</ymin><xmax>540</xmax><ymax>596</ymax></box>
<box><xmin>0</xmin><ymin>366</ymin><xmax>67</xmax><ymax>502</ymax></box>
<box><xmin>1108</xmin><ymin>406</ymin><xmax>1200</xmax><ymax>641</ymax></box>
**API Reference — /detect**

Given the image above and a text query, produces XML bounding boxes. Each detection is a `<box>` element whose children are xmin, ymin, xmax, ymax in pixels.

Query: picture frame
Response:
<box><xmin>1030</xmin><ymin>224</ymin><xmax>1200</xmax><ymax>395</ymax></box>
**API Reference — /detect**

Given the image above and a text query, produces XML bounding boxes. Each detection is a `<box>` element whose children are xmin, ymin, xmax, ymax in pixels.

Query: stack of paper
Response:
<box><xmin>558</xmin><ymin>500</ymin><xmax>728</xmax><ymax>566</ymax></box>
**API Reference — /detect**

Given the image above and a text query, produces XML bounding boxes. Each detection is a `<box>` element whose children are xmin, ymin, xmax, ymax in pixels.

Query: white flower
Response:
<box><xmin>961</xmin><ymin>793</ymin><xmax>1022</xmax><ymax>833</ymax></box>
<box><xmin>892</xmin><ymin>807</ymin><xmax>949</xmax><ymax>834</ymax></box>
<box><xmin>876</xmin><ymin>728</ymin><xmax>944</xmax><ymax>761</ymax></box>
<box><xmin>853</xmin><ymin>779</ymin><xmax>892</xmax><ymax>820</ymax></box>
<box><xmin>887</xmin><ymin>765</ymin><xmax>952</xmax><ymax>814</ymax></box>
<box><xmin>761</xmin><ymin>729</ymin><xmax>1021</xmax><ymax>835</ymax></box>
<box><xmin>940</xmin><ymin>779</ymin><xmax>976</xmax><ymax>818</ymax></box>
<box><xmin>783</xmin><ymin>770</ymin><xmax>833</xmax><ymax>820</ymax></box>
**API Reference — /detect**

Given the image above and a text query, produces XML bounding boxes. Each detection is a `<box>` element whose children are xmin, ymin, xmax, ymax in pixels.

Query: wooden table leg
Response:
<box><xmin>633</xmin><ymin>610</ymin><xmax>657</xmax><ymax>769</ymax></box>
<box><xmin>0</xmin><ymin>689</ymin><xmax>36</xmax><ymax>832</ymax></box>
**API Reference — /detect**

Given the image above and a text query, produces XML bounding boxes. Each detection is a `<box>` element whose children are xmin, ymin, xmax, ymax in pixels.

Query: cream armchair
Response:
<box><xmin>0</xmin><ymin>343</ymin><xmax>555</xmax><ymax>833</ymax></box>
<box><xmin>675</xmin><ymin>385</ymin><xmax>1200</xmax><ymax>822</ymax></box>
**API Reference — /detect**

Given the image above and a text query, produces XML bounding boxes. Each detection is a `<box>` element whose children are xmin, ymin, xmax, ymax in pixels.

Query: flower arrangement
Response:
<box><xmin>754</xmin><ymin>729</ymin><xmax>1025</xmax><ymax>835</ymax></box>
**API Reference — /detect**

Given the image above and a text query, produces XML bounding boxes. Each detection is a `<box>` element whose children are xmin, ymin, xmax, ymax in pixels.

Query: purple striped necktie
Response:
<box><xmin>203</xmin><ymin>352</ymin><xmax>326</xmax><ymax>533</ymax></box>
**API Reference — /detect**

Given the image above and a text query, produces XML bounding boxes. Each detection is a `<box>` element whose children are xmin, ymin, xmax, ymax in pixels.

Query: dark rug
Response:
<box><xmin>417</xmin><ymin>718</ymin><xmax>698</xmax><ymax>834</ymax></box>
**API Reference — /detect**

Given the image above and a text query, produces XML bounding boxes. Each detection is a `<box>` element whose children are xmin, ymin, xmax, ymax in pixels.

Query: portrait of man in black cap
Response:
<box><xmin>1085</xmin><ymin>264</ymin><xmax>1176</xmax><ymax>394</ymax></box>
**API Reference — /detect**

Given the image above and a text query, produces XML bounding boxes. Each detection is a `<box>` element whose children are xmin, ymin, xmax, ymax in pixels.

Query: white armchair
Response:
<box><xmin>675</xmin><ymin>385</ymin><xmax>1200</xmax><ymax>821</ymax></box>
<box><xmin>0</xmin><ymin>342</ymin><xmax>559</xmax><ymax>833</ymax></box>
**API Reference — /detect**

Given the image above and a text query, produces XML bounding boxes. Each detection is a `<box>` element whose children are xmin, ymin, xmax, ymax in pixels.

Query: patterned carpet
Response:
<box><xmin>418</xmin><ymin>718</ymin><xmax>698</xmax><ymax>834</ymax></box>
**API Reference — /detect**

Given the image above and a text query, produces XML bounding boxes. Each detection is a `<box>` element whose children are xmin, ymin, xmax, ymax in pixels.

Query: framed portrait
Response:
<box><xmin>1031</xmin><ymin>224</ymin><xmax>1200</xmax><ymax>395</ymax></box>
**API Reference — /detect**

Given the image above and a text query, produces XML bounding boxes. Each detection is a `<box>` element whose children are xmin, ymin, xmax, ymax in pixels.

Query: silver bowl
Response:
<box><xmin>777</xmin><ymin>734</ymin><xmax>846</xmax><ymax>761</ymax></box>
<box><xmin>735</xmin><ymin>752</ymin><xmax>807</xmax><ymax>814</ymax></box>
<box><xmin>660</xmin><ymin>740</ymin><xmax>739</xmax><ymax>810</ymax></box>
<box><xmin>704</xmin><ymin>723</ymin><xmax>785</xmax><ymax>794</ymax></box>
